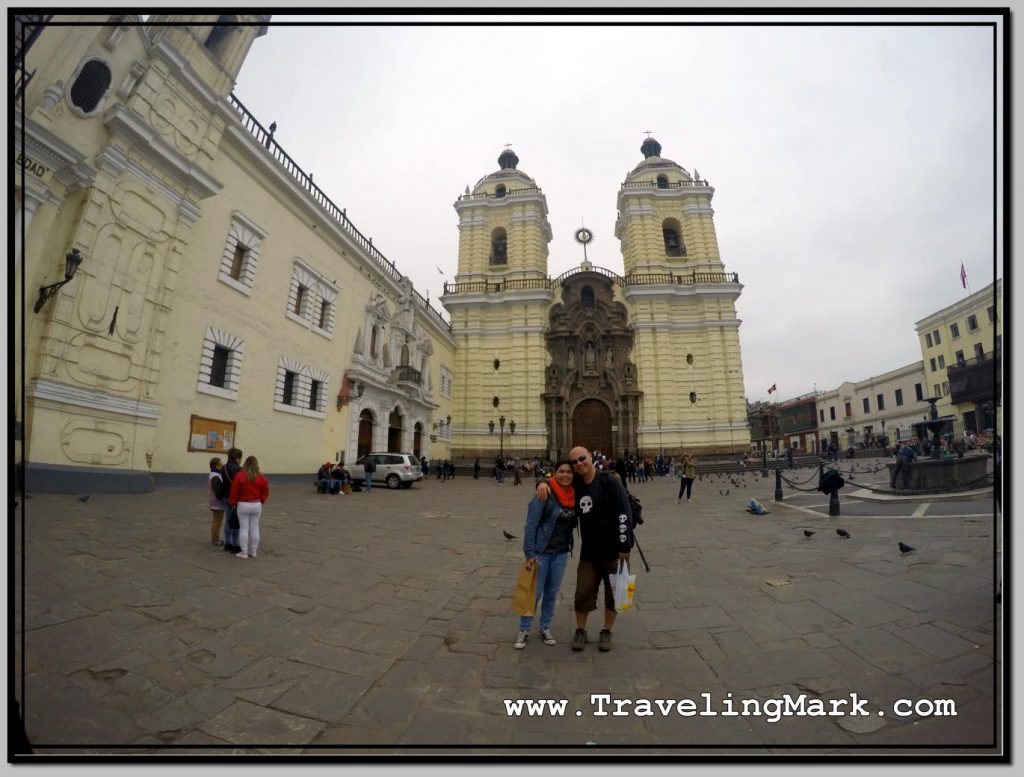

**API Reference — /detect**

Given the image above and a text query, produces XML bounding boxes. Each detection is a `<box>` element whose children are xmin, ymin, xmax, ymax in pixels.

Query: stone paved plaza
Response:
<box><xmin>13</xmin><ymin>460</ymin><xmax>1001</xmax><ymax>755</ymax></box>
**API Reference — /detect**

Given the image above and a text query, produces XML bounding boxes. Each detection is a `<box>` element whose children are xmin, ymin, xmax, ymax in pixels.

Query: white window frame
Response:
<box><xmin>196</xmin><ymin>327</ymin><xmax>245</xmax><ymax>400</ymax></box>
<box><xmin>218</xmin><ymin>211</ymin><xmax>267</xmax><ymax>295</ymax></box>
<box><xmin>287</xmin><ymin>259</ymin><xmax>339</xmax><ymax>339</ymax></box>
<box><xmin>440</xmin><ymin>366</ymin><xmax>453</xmax><ymax>399</ymax></box>
<box><xmin>274</xmin><ymin>356</ymin><xmax>329</xmax><ymax>419</ymax></box>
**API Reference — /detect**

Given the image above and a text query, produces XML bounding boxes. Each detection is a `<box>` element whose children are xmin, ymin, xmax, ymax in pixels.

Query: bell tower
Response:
<box><xmin>451</xmin><ymin>147</ymin><xmax>552</xmax><ymax>282</ymax></box>
<box><xmin>616</xmin><ymin>136</ymin><xmax>751</xmax><ymax>454</ymax></box>
<box><xmin>441</xmin><ymin>149</ymin><xmax>554</xmax><ymax>461</ymax></box>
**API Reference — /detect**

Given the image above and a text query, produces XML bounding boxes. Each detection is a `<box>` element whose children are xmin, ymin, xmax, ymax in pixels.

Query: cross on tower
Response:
<box><xmin>504</xmin><ymin>143</ymin><xmax>513</xmax><ymax>149</ymax></box>
<box><xmin>643</xmin><ymin>130</ymin><xmax>653</xmax><ymax>138</ymax></box>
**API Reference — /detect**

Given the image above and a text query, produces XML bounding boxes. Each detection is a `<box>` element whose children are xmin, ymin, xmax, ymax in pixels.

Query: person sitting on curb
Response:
<box><xmin>317</xmin><ymin>461</ymin><xmax>339</xmax><ymax>494</ymax></box>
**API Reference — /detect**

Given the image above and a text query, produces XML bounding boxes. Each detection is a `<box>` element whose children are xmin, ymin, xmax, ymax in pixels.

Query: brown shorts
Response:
<box><xmin>574</xmin><ymin>558</ymin><xmax>620</xmax><ymax>614</ymax></box>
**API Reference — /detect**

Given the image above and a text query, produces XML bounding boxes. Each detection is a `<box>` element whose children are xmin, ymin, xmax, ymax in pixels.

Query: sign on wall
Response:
<box><xmin>188</xmin><ymin>414</ymin><xmax>236</xmax><ymax>453</ymax></box>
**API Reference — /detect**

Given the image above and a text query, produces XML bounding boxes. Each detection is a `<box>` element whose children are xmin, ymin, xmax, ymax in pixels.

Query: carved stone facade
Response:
<box><xmin>543</xmin><ymin>271</ymin><xmax>641</xmax><ymax>458</ymax></box>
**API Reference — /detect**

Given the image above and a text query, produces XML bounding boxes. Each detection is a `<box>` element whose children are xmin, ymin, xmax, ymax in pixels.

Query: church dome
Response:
<box><xmin>497</xmin><ymin>148</ymin><xmax>519</xmax><ymax>170</ymax></box>
<box><xmin>640</xmin><ymin>136</ymin><xmax>662</xmax><ymax>159</ymax></box>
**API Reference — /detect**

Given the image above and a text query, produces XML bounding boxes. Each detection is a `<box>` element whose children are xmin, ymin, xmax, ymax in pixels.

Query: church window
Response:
<box><xmin>581</xmin><ymin>285</ymin><xmax>595</xmax><ymax>309</ymax></box>
<box><xmin>218</xmin><ymin>212</ymin><xmax>267</xmax><ymax>296</ymax></box>
<box><xmin>656</xmin><ymin>175</ymin><xmax>669</xmax><ymax>189</ymax></box>
<box><xmin>68</xmin><ymin>59</ymin><xmax>111</xmax><ymax>115</ymax></box>
<box><xmin>204</xmin><ymin>16</ymin><xmax>238</xmax><ymax>61</ymax></box>
<box><xmin>490</xmin><ymin>228</ymin><xmax>508</xmax><ymax>265</ymax></box>
<box><xmin>662</xmin><ymin>219</ymin><xmax>685</xmax><ymax>257</ymax></box>
<box><xmin>370</xmin><ymin>326</ymin><xmax>379</xmax><ymax>358</ymax></box>
<box><xmin>197</xmin><ymin>327</ymin><xmax>245</xmax><ymax>400</ymax></box>
<box><xmin>401</xmin><ymin>344</ymin><xmax>410</xmax><ymax>367</ymax></box>
<box><xmin>495</xmin><ymin>185</ymin><xmax>507</xmax><ymax>198</ymax></box>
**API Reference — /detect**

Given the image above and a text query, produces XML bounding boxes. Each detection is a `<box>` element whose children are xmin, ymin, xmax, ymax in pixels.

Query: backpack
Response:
<box><xmin>598</xmin><ymin>472</ymin><xmax>644</xmax><ymax>528</ymax></box>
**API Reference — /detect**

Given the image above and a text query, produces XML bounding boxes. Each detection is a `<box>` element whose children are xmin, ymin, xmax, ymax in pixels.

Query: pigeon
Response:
<box><xmin>803</xmin><ymin>530</ymin><xmax>815</xmax><ymax>538</ymax></box>
<box><xmin>78</xmin><ymin>495</ymin><xmax>90</xmax><ymax>503</ymax></box>
<box><xmin>898</xmin><ymin>542</ymin><xmax>916</xmax><ymax>555</ymax></box>
<box><xmin>836</xmin><ymin>529</ymin><xmax>850</xmax><ymax>539</ymax></box>
<box><xmin>502</xmin><ymin>530</ymin><xmax>516</xmax><ymax>541</ymax></box>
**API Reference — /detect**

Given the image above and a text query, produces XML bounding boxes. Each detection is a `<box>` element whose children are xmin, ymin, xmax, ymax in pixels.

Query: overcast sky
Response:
<box><xmin>231</xmin><ymin>13</ymin><xmax>1001</xmax><ymax>404</ymax></box>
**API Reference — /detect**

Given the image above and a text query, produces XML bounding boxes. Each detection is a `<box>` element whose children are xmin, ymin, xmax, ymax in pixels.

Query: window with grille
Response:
<box><xmin>876</xmin><ymin>394</ymin><xmax>884</xmax><ymax>410</ymax></box>
<box><xmin>283</xmin><ymin>371</ymin><xmax>296</xmax><ymax>405</ymax></box>
<box><xmin>229</xmin><ymin>243</ymin><xmax>247</xmax><ymax>280</ymax></box>
<box><xmin>933</xmin><ymin>329</ymin><xmax>941</xmax><ymax>344</ymax></box>
<box><xmin>925</xmin><ymin>333</ymin><xmax>932</xmax><ymax>348</ymax></box>
<box><xmin>967</xmin><ymin>314</ymin><xmax>979</xmax><ymax>332</ymax></box>
<box><xmin>309</xmin><ymin>380</ymin><xmax>320</xmax><ymax>411</ymax></box>
<box><xmin>863</xmin><ymin>398</ymin><xmax>870</xmax><ymax>413</ymax></box>
<box><xmin>318</xmin><ymin>300</ymin><xmax>329</xmax><ymax>329</ymax></box>
<box><xmin>950</xmin><ymin>322</ymin><xmax>960</xmax><ymax>338</ymax></box>
<box><xmin>294</xmin><ymin>286</ymin><xmax>307</xmax><ymax>316</ymax></box>
<box><xmin>895</xmin><ymin>389</ymin><xmax>903</xmax><ymax>406</ymax></box>
<box><xmin>210</xmin><ymin>346</ymin><xmax>230</xmax><ymax>388</ymax></box>
<box><xmin>915</xmin><ymin>383</ymin><xmax>924</xmax><ymax>401</ymax></box>
<box><xmin>69</xmin><ymin>59</ymin><xmax>111</xmax><ymax>114</ymax></box>
<box><xmin>218</xmin><ymin>213</ymin><xmax>266</xmax><ymax>295</ymax></box>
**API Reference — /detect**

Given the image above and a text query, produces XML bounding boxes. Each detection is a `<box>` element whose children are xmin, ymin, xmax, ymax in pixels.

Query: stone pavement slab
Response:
<box><xmin>13</xmin><ymin>474</ymin><xmax>1000</xmax><ymax>756</ymax></box>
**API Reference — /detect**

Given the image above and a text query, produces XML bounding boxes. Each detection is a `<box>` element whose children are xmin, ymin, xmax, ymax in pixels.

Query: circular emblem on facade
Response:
<box><xmin>574</xmin><ymin>227</ymin><xmax>593</xmax><ymax>245</ymax></box>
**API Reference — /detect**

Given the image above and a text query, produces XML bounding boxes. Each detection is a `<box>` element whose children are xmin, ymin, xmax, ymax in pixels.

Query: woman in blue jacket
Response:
<box><xmin>514</xmin><ymin>460</ymin><xmax>576</xmax><ymax>649</ymax></box>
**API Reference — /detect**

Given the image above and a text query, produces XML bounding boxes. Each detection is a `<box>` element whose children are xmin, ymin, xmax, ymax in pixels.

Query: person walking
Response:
<box><xmin>677</xmin><ymin>453</ymin><xmax>697</xmax><ymax>503</ymax></box>
<box><xmin>536</xmin><ymin>447</ymin><xmax>634</xmax><ymax>653</ymax></box>
<box><xmin>222</xmin><ymin>447</ymin><xmax>243</xmax><ymax>553</ymax></box>
<box><xmin>228</xmin><ymin>455</ymin><xmax>269</xmax><ymax>559</ymax></box>
<box><xmin>473</xmin><ymin>458</ymin><xmax>481</xmax><ymax>479</ymax></box>
<box><xmin>513</xmin><ymin>460</ymin><xmax>577</xmax><ymax>650</ymax></box>
<box><xmin>207</xmin><ymin>457</ymin><xmax>227</xmax><ymax>546</ymax></box>
<box><xmin>363</xmin><ymin>455</ymin><xmax>375</xmax><ymax>493</ymax></box>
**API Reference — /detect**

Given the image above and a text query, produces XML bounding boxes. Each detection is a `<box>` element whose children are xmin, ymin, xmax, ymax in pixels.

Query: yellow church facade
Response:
<box><xmin>441</xmin><ymin>138</ymin><xmax>750</xmax><ymax>461</ymax></box>
<box><xmin>15</xmin><ymin>16</ymin><xmax>749</xmax><ymax>492</ymax></box>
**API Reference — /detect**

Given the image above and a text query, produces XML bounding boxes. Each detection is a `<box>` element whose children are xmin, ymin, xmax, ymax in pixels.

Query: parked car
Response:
<box><xmin>347</xmin><ymin>452</ymin><xmax>424</xmax><ymax>489</ymax></box>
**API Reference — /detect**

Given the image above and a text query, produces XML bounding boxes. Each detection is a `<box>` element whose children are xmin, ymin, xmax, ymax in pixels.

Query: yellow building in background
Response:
<box><xmin>16</xmin><ymin>15</ymin><xmax>455</xmax><ymax>492</ymax></box>
<box><xmin>15</xmin><ymin>16</ymin><xmax>749</xmax><ymax>492</ymax></box>
<box><xmin>441</xmin><ymin>137</ymin><xmax>750</xmax><ymax>461</ymax></box>
<box><xmin>914</xmin><ymin>279</ymin><xmax>1002</xmax><ymax>437</ymax></box>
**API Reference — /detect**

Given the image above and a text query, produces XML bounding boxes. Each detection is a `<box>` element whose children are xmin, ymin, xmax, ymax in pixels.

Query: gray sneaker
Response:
<box><xmin>513</xmin><ymin>631</ymin><xmax>529</xmax><ymax>650</ymax></box>
<box><xmin>571</xmin><ymin>628</ymin><xmax>588</xmax><ymax>651</ymax></box>
<box><xmin>598</xmin><ymin>628</ymin><xmax>613</xmax><ymax>652</ymax></box>
<box><xmin>540</xmin><ymin>629</ymin><xmax>557</xmax><ymax>646</ymax></box>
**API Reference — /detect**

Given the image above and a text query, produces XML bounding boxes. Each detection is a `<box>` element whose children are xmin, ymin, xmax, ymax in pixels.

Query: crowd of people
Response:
<box><xmin>207</xmin><ymin>447</ymin><xmax>268</xmax><ymax>559</ymax></box>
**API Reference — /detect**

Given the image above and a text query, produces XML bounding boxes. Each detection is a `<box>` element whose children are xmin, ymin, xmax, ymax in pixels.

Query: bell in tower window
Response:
<box><xmin>490</xmin><ymin>228</ymin><xmax>508</xmax><ymax>265</ymax></box>
<box><xmin>663</xmin><ymin>220</ymin><xmax>684</xmax><ymax>257</ymax></box>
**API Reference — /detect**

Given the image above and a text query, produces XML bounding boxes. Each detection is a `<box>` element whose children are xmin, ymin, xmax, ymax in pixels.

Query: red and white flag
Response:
<box><xmin>767</xmin><ymin>383</ymin><xmax>777</xmax><ymax>394</ymax></box>
<box><xmin>960</xmin><ymin>262</ymin><xmax>967</xmax><ymax>289</ymax></box>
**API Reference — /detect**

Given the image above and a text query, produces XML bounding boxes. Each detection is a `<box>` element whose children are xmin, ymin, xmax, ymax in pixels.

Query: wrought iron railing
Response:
<box><xmin>946</xmin><ymin>350</ymin><xmax>996</xmax><ymax>375</ymax></box>
<box><xmin>226</xmin><ymin>93</ymin><xmax>451</xmax><ymax>333</ymax></box>
<box><xmin>443</xmin><ymin>268</ymin><xmax>740</xmax><ymax>294</ymax></box>
<box><xmin>14</xmin><ymin>14</ymin><xmax>52</xmax><ymax>102</ymax></box>
<box><xmin>620</xmin><ymin>179</ymin><xmax>709</xmax><ymax>190</ymax></box>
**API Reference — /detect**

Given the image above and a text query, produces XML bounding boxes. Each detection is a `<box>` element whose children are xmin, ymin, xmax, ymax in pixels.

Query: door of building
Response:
<box><xmin>413</xmin><ymin>424</ymin><xmax>422</xmax><ymax>458</ymax></box>
<box><xmin>357</xmin><ymin>410</ymin><xmax>374</xmax><ymax>458</ymax></box>
<box><xmin>388</xmin><ymin>409</ymin><xmax>403</xmax><ymax>452</ymax></box>
<box><xmin>572</xmin><ymin>399</ymin><xmax>613</xmax><ymax>458</ymax></box>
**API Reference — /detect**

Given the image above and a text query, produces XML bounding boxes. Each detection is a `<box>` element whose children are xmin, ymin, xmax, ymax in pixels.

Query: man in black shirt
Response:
<box><xmin>537</xmin><ymin>446</ymin><xmax>634</xmax><ymax>652</ymax></box>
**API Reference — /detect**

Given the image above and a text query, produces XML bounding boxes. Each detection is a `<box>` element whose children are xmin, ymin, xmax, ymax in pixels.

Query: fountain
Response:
<box><xmin>887</xmin><ymin>397</ymin><xmax>989</xmax><ymax>492</ymax></box>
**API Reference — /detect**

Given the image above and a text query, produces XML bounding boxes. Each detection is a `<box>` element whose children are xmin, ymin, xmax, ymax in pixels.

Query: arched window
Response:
<box><xmin>387</xmin><ymin>408</ymin><xmax>404</xmax><ymax>452</ymax></box>
<box><xmin>662</xmin><ymin>219</ymin><xmax>684</xmax><ymax>257</ymax></box>
<box><xmin>370</xmin><ymin>326</ymin><xmax>379</xmax><ymax>358</ymax></box>
<box><xmin>69</xmin><ymin>59</ymin><xmax>112</xmax><ymax>114</ymax></box>
<box><xmin>400</xmin><ymin>344</ymin><xmax>410</xmax><ymax>367</ymax></box>
<box><xmin>358</xmin><ymin>410</ymin><xmax>374</xmax><ymax>458</ymax></box>
<box><xmin>656</xmin><ymin>175</ymin><xmax>669</xmax><ymax>189</ymax></box>
<box><xmin>495</xmin><ymin>184</ymin><xmax>507</xmax><ymax>198</ymax></box>
<box><xmin>204</xmin><ymin>16</ymin><xmax>238</xmax><ymax>59</ymax></box>
<box><xmin>581</xmin><ymin>285</ymin><xmax>595</xmax><ymax>309</ymax></box>
<box><xmin>490</xmin><ymin>228</ymin><xmax>508</xmax><ymax>265</ymax></box>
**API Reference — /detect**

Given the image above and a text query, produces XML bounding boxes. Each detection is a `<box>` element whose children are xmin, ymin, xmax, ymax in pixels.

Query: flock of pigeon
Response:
<box><xmin>801</xmin><ymin>527</ymin><xmax>916</xmax><ymax>555</ymax></box>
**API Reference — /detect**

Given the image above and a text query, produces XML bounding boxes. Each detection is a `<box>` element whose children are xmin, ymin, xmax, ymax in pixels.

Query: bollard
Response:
<box><xmin>774</xmin><ymin>468</ymin><xmax>784</xmax><ymax>501</ymax></box>
<box><xmin>829</xmin><ymin>488</ymin><xmax>840</xmax><ymax>516</ymax></box>
<box><xmin>761</xmin><ymin>449</ymin><xmax>769</xmax><ymax>478</ymax></box>
<box><xmin>818</xmin><ymin>461</ymin><xmax>825</xmax><ymax>482</ymax></box>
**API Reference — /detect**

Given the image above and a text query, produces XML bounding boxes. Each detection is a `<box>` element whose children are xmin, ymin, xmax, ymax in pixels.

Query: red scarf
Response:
<box><xmin>548</xmin><ymin>477</ymin><xmax>575</xmax><ymax>508</ymax></box>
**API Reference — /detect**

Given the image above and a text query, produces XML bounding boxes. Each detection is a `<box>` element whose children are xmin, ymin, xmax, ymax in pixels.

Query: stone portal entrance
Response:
<box><xmin>542</xmin><ymin>269</ymin><xmax>641</xmax><ymax>460</ymax></box>
<box><xmin>573</xmin><ymin>399</ymin><xmax>612</xmax><ymax>458</ymax></box>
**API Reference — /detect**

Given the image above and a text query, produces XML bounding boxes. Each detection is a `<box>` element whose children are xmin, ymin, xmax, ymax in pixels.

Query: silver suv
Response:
<box><xmin>348</xmin><ymin>452</ymin><xmax>424</xmax><ymax>489</ymax></box>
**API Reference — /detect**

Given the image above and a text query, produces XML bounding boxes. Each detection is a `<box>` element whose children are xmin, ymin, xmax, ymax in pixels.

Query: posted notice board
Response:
<box><xmin>188</xmin><ymin>414</ymin><xmax>236</xmax><ymax>453</ymax></box>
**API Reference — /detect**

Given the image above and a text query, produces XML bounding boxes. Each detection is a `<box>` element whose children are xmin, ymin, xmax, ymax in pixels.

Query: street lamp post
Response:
<box><xmin>489</xmin><ymin>415</ymin><xmax>516</xmax><ymax>461</ymax></box>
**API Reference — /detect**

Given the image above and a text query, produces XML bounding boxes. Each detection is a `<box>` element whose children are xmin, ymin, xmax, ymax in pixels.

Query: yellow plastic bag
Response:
<box><xmin>511</xmin><ymin>559</ymin><xmax>538</xmax><ymax>616</ymax></box>
<box><xmin>613</xmin><ymin>560</ymin><xmax>636</xmax><ymax>613</ymax></box>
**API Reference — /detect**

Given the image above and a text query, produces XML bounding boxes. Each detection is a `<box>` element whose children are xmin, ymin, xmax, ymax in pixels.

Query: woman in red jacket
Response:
<box><xmin>229</xmin><ymin>455</ymin><xmax>269</xmax><ymax>559</ymax></box>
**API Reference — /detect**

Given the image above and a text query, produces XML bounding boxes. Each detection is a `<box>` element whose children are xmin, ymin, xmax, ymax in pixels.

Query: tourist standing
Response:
<box><xmin>363</xmin><ymin>455</ymin><xmax>375</xmax><ymax>492</ymax></box>
<box><xmin>677</xmin><ymin>453</ymin><xmax>697</xmax><ymax>503</ymax></box>
<box><xmin>223</xmin><ymin>447</ymin><xmax>243</xmax><ymax>553</ymax></box>
<box><xmin>513</xmin><ymin>460</ymin><xmax>577</xmax><ymax>649</ymax></box>
<box><xmin>890</xmin><ymin>444</ymin><xmax>916</xmax><ymax>489</ymax></box>
<box><xmin>207</xmin><ymin>457</ymin><xmax>226</xmax><ymax>546</ymax></box>
<box><xmin>229</xmin><ymin>455</ymin><xmax>269</xmax><ymax>559</ymax></box>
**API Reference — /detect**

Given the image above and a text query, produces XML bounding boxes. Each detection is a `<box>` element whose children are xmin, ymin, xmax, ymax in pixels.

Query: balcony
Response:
<box><xmin>392</xmin><ymin>366</ymin><xmax>422</xmax><ymax>386</ymax></box>
<box><xmin>947</xmin><ymin>350</ymin><xmax>999</xmax><ymax>405</ymax></box>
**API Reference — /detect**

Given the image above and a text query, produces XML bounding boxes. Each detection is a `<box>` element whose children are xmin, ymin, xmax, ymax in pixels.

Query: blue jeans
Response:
<box><xmin>518</xmin><ymin>551</ymin><xmax>569</xmax><ymax>632</ymax></box>
<box><xmin>224</xmin><ymin>504</ymin><xmax>240</xmax><ymax>547</ymax></box>
<box><xmin>364</xmin><ymin>473</ymin><xmax>372</xmax><ymax>492</ymax></box>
